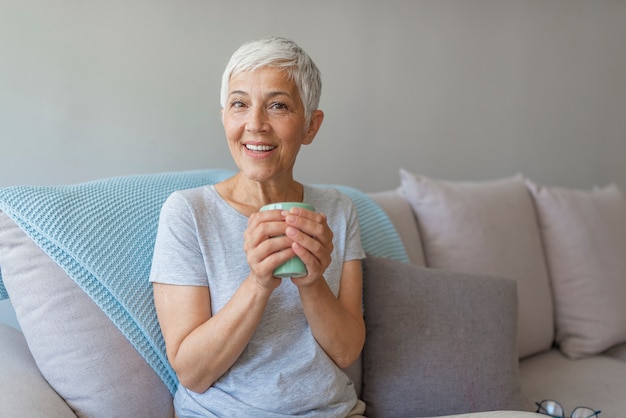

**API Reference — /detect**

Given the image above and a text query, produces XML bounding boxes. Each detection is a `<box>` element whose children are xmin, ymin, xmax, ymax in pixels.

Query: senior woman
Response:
<box><xmin>149</xmin><ymin>37</ymin><xmax>367</xmax><ymax>417</ymax></box>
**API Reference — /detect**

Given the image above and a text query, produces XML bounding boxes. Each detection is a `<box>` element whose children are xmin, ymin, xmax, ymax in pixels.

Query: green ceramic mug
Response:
<box><xmin>259</xmin><ymin>202</ymin><xmax>315</xmax><ymax>278</ymax></box>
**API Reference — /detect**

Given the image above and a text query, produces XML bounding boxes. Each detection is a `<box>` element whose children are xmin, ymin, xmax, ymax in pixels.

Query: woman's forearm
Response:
<box><xmin>161</xmin><ymin>277</ymin><xmax>273</xmax><ymax>393</ymax></box>
<box><xmin>297</xmin><ymin>276</ymin><xmax>365</xmax><ymax>368</ymax></box>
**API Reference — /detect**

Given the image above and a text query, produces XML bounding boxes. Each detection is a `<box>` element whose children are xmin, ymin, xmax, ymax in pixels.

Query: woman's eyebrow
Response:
<box><xmin>228</xmin><ymin>90</ymin><xmax>248</xmax><ymax>97</ymax></box>
<box><xmin>228</xmin><ymin>90</ymin><xmax>292</xmax><ymax>99</ymax></box>
<box><xmin>266</xmin><ymin>91</ymin><xmax>292</xmax><ymax>99</ymax></box>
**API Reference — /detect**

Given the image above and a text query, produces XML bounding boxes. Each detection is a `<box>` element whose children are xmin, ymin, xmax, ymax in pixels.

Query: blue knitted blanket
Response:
<box><xmin>0</xmin><ymin>169</ymin><xmax>408</xmax><ymax>395</ymax></box>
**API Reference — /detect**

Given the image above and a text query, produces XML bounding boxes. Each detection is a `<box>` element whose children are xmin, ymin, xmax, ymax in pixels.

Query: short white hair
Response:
<box><xmin>220</xmin><ymin>37</ymin><xmax>322</xmax><ymax>125</ymax></box>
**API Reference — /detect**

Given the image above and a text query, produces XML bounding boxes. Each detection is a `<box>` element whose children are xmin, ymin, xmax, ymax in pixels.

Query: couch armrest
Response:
<box><xmin>0</xmin><ymin>324</ymin><xmax>76</xmax><ymax>418</ymax></box>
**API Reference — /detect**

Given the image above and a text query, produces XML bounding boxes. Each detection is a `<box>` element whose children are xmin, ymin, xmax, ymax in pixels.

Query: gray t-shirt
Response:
<box><xmin>150</xmin><ymin>184</ymin><xmax>365</xmax><ymax>418</ymax></box>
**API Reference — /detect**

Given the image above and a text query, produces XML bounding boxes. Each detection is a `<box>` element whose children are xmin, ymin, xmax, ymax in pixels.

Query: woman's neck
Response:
<box><xmin>215</xmin><ymin>173</ymin><xmax>304</xmax><ymax>216</ymax></box>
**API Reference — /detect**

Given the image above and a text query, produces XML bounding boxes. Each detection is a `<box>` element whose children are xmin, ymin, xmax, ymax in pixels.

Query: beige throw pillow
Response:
<box><xmin>0</xmin><ymin>212</ymin><xmax>174</xmax><ymax>418</ymax></box>
<box><xmin>400</xmin><ymin>169</ymin><xmax>554</xmax><ymax>359</ymax></box>
<box><xmin>526</xmin><ymin>181</ymin><xmax>626</xmax><ymax>359</ymax></box>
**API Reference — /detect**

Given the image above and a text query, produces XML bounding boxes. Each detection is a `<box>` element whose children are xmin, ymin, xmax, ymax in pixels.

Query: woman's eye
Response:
<box><xmin>270</xmin><ymin>102</ymin><xmax>287</xmax><ymax>111</ymax></box>
<box><xmin>231</xmin><ymin>100</ymin><xmax>245</xmax><ymax>109</ymax></box>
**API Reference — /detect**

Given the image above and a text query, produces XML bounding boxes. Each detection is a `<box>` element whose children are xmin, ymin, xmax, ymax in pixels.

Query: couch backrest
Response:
<box><xmin>367</xmin><ymin>188</ymin><xmax>426</xmax><ymax>267</ymax></box>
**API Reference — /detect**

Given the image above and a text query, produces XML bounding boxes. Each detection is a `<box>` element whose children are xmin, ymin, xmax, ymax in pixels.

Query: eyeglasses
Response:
<box><xmin>535</xmin><ymin>400</ymin><xmax>601</xmax><ymax>418</ymax></box>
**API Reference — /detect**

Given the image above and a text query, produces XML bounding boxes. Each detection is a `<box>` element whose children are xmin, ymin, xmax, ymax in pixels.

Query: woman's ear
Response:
<box><xmin>303</xmin><ymin>110</ymin><xmax>324</xmax><ymax>145</ymax></box>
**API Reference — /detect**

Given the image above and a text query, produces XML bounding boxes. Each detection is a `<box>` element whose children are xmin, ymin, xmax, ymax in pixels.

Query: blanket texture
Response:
<box><xmin>0</xmin><ymin>169</ymin><xmax>409</xmax><ymax>394</ymax></box>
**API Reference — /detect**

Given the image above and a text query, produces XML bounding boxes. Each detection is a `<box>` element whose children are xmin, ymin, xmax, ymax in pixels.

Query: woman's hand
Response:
<box><xmin>244</xmin><ymin>209</ymin><xmax>295</xmax><ymax>289</ymax></box>
<box><xmin>283</xmin><ymin>207</ymin><xmax>334</xmax><ymax>286</ymax></box>
<box><xmin>245</xmin><ymin>206</ymin><xmax>332</xmax><ymax>287</ymax></box>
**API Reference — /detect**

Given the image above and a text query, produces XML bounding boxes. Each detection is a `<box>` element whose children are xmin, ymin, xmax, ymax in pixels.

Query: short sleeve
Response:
<box><xmin>344</xmin><ymin>196</ymin><xmax>365</xmax><ymax>262</ymax></box>
<box><xmin>149</xmin><ymin>192</ymin><xmax>209</xmax><ymax>287</ymax></box>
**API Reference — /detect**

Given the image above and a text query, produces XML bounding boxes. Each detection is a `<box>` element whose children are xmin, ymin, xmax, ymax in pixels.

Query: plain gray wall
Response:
<box><xmin>1</xmin><ymin>0</ymin><xmax>625</xmax><ymax>327</ymax></box>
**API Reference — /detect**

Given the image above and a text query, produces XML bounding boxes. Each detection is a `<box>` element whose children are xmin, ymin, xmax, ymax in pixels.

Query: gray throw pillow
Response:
<box><xmin>361</xmin><ymin>255</ymin><xmax>524</xmax><ymax>417</ymax></box>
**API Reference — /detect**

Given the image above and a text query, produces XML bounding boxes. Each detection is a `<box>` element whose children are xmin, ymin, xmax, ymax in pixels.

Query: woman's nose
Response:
<box><xmin>245</xmin><ymin>107</ymin><xmax>268</xmax><ymax>133</ymax></box>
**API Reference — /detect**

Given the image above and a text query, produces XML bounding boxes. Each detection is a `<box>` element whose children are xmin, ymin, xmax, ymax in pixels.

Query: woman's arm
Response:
<box><xmin>284</xmin><ymin>207</ymin><xmax>365</xmax><ymax>367</ymax></box>
<box><xmin>296</xmin><ymin>260</ymin><xmax>365</xmax><ymax>368</ymax></box>
<box><xmin>153</xmin><ymin>278</ymin><xmax>273</xmax><ymax>393</ymax></box>
<box><xmin>153</xmin><ymin>209</ymin><xmax>294</xmax><ymax>393</ymax></box>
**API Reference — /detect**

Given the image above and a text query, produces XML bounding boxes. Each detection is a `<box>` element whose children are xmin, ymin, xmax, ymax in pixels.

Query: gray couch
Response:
<box><xmin>2</xmin><ymin>168</ymin><xmax>623</xmax><ymax>417</ymax></box>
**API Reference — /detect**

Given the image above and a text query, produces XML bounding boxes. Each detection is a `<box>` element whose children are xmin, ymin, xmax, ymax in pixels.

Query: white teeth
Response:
<box><xmin>245</xmin><ymin>144</ymin><xmax>275</xmax><ymax>152</ymax></box>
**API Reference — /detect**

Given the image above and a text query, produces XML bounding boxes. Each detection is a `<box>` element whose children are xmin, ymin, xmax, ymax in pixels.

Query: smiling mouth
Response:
<box><xmin>245</xmin><ymin>144</ymin><xmax>276</xmax><ymax>153</ymax></box>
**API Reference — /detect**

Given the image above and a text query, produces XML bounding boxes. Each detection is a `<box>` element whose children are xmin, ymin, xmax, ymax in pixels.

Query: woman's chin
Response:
<box><xmin>237</xmin><ymin>163</ymin><xmax>293</xmax><ymax>183</ymax></box>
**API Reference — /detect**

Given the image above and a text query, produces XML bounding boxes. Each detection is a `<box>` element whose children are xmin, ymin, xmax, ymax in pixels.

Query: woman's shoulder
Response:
<box><xmin>166</xmin><ymin>184</ymin><xmax>216</xmax><ymax>202</ymax></box>
<box><xmin>304</xmin><ymin>185</ymin><xmax>356</xmax><ymax>215</ymax></box>
<box><xmin>305</xmin><ymin>184</ymin><xmax>349</xmax><ymax>202</ymax></box>
<box><xmin>304</xmin><ymin>184</ymin><xmax>351</xmax><ymax>197</ymax></box>
<box><xmin>160</xmin><ymin>185</ymin><xmax>218</xmax><ymax>215</ymax></box>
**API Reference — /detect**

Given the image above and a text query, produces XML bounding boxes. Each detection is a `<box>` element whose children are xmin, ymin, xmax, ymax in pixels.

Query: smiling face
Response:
<box><xmin>222</xmin><ymin>67</ymin><xmax>323</xmax><ymax>185</ymax></box>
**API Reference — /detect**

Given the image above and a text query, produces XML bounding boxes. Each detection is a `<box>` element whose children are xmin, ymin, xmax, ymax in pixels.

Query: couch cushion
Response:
<box><xmin>0</xmin><ymin>324</ymin><xmax>76</xmax><ymax>418</ymax></box>
<box><xmin>362</xmin><ymin>255</ymin><xmax>523</xmax><ymax>417</ymax></box>
<box><xmin>520</xmin><ymin>348</ymin><xmax>626</xmax><ymax>417</ymax></box>
<box><xmin>367</xmin><ymin>187</ymin><xmax>426</xmax><ymax>266</ymax></box>
<box><xmin>526</xmin><ymin>181</ymin><xmax>626</xmax><ymax>359</ymax></box>
<box><xmin>0</xmin><ymin>212</ymin><xmax>174</xmax><ymax>418</ymax></box>
<box><xmin>399</xmin><ymin>169</ymin><xmax>554</xmax><ymax>359</ymax></box>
